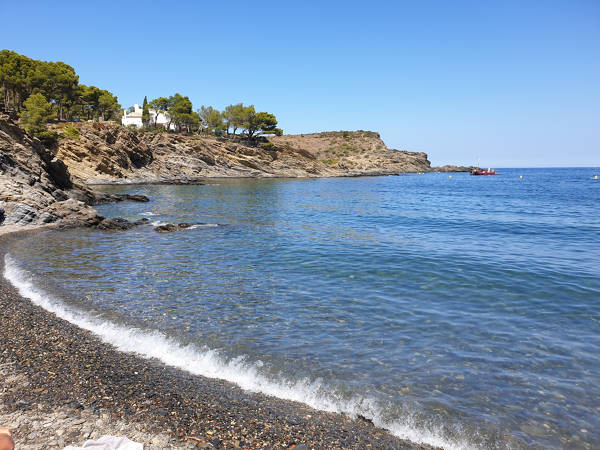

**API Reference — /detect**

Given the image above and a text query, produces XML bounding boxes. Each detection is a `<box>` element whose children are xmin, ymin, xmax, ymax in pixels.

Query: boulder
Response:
<box><xmin>96</xmin><ymin>217</ymin><xmax>137</xmax><ymax>230</ymax></box>
<box><xmin>154</xmin><ymin>224</ymin><xmax>178</xmax><ymax>233</ymax></box>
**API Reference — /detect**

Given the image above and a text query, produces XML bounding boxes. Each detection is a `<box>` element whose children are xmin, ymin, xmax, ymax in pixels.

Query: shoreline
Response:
<box><xmin>0</xmin><ymin>227</ymin><xmax>436</xmax><ymax>449</ymax></box>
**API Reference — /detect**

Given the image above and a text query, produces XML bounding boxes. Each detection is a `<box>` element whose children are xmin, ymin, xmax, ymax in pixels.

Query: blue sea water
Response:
<box><xmin>6</xmin><ymin>168</ymin><xmax>600</xmax><ymax>449</ymax></box>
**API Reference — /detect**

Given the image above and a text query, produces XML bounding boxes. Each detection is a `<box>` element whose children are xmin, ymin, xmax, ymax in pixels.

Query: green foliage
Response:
<box><xmin>198</xmin><ymin>105</ymin><xmax>224</xmax><ymax>135</ymax></box>
<box><xmin>19</xmin><ymin>93</ymin><xmax>54</xmax><ymax>135</ymax></box>
<box><xmin>142</xmin><ymin>95</ymin><xmax>150</xmax><ymax>127</ymax></box>
<box><xmin>260</xmin><ymin>141</ymin><xmax>276</xmax><ymax>151</ymax></box>
<box><xmin>223</xmin><ymin>103</ymin><xmax>246</xmax><ymax>136</ymax></box>
<box><xmin>242</xmin><ymin>106</ymin><xmax>283</xmax><ymax>141</ymax></box>
<box><xmin>62</xmin><ymin>125</ymin><xmax>80</xmax><ymax>139</ymax></box>
<box><xmin>35</xmin><ymin>130</ymin><xmax>59</xmax><ymax>147</ymax></box>
<box><xmin>1</xmin><ymin>49</ymin><xmax>120</xmax><ymax>122</ymax></box>
<box><xmin>98</xmin><ymin>91</ymin><xmax>120</xmax><ymax>121</ymax></box>
<box><xmin>168</xmin><ymin>93</ymin><xmax>197</xmax><ymax>132</ymax></box>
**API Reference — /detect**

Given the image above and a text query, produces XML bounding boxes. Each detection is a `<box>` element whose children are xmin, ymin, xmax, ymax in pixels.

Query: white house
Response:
<box><xmin>122</xmin><ymin>104</ymin><xmax>175</xmax><ymax>130</ymax></box>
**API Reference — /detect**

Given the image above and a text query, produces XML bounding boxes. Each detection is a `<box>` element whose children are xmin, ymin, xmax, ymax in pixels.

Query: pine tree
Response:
<box><xmin>142</xmin><ymin>95</ymin><xmax>150</xmax><ymax>128</ymax></box>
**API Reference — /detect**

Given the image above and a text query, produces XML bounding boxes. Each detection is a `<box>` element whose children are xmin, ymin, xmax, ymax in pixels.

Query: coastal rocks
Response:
<box><xmin>52</xmin><ymin>125</ymin><xmax>445</xmax><ymax>183</ymax></box>
<box><xmin>433</xmin><ymin>164</ymin><xmax>476</xmax><ymax>172</ymax></box>
<box><xmin>96</xmin><ymin>217</ymin><xmax>137</xmax><ymax>231</ymax></box>
<box><xmin>44</xmin><ymin>199</ymin><xmax>104</xmax><ymax>227</ymax></box>
<box><xmin>155</xmin><ymin>224</ymin><xmax>178</xmax><ymax>232</ymax></box>
<box><xmin>0</xmin><ymin>114</ymin><xmax>91</xmax><ymax>227</ymax></box>
<box><xmin>0</xmin><ymin>114</ymin><xmax>151</xmax><ymax>229</ymax></box>
<box><xmin>154</xmin><ymin>223</ymin><xmax>191</xmax><ymax>233</ymax></box>
<box><xmin>122</xmin><ymin>194</ymin><xmax>149</xmax><ymax>202</ymax></box>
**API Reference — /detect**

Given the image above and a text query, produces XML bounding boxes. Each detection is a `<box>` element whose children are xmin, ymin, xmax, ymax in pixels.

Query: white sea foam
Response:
<box><xmin>188</xmin><ymin>223</ymin><xmax>219</xmax><ymax>230</ymax></box>
<box><xmin>143</xmin><ymin>212</ymin><xmax>159</xmax><ymax>216</ymax></box>
<box><xmin>3</xmin><ymin>255</ymin><xmax>472</xmax><ymax>450</ymax></box>
<box><xmin>149</xmin><ymin>222</ymin><xmax>218</xmax><ymax>230</ymax></box>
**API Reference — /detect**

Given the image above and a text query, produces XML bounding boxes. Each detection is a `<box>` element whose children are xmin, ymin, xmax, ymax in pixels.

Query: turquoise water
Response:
<box><xmin>7</xmin><ymin>168</ymin><xmax>600</xmax><ymax>448</ymax></box>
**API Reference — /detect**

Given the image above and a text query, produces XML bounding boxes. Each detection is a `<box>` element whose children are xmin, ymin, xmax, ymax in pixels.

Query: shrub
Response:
<box><xmin>35</xmin><ymin>130</ymin><xmax>59</xmax><ymax>147</ymax></box>
<box><xmin>260</xmin><ymin>142</ymin><xmax>276</xmax><ymax>151</ymax></box>
<box><xmin>62</xmin><ymin>125</ymin><xmax>80</xmax><ymax>139</ymax></box>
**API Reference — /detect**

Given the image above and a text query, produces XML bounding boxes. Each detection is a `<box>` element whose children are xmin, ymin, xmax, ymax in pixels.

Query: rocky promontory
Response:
<box><xmin>52</xmin><ymin>124</ymin><xmax>464</xmax><ymax>185</ymax></box>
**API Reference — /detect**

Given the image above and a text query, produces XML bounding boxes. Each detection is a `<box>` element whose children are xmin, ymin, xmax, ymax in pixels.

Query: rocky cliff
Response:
<box><xmin>0</xmin><ymin>114</ymin><xmax>145</xmax><ymax>228</ymax></box>
<box><xmin>53</xmin><ymin>125</ymin><xmax>438</xmax><ymax>184</ymax></box>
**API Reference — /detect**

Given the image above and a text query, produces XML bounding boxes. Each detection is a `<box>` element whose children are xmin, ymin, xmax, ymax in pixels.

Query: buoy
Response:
<box><xmin>520</xmin><ymin>175</ymin><xmax>523</xmax><ymax>179</ymax></box>
<box><xmin>449</xmin><ymin>175</ymin><xmax>452</xmax><ymax>179</ymax></box>
<box><xmin>595</xmin><ymin>175</ymin><xmax>598</xmax><ymax>180</ymax></box>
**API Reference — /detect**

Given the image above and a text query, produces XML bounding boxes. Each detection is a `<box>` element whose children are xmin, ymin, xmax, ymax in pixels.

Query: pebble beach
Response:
<box><xmin>0</xmin><ymin>229</ymin><xmax>433</xmax><ymax>449</ymax></box>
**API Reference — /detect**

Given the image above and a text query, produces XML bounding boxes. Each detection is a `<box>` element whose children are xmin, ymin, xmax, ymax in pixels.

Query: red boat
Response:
<box><xmin>471</xmin><ymin>168</ymin><xmax>497</xmax><ymax>176</ymax></box>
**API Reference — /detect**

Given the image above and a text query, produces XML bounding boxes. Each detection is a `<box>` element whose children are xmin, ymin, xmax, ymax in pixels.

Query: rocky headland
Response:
<box><xmin>53</xmin><ymin>123</ymin><xmax>470</xmax><ymax>185</ymax></box>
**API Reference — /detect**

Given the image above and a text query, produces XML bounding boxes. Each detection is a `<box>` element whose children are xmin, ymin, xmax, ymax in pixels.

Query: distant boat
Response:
<box><xmin>471</xmin><ymin>167</ymin><xmax>497</xmax><ymax>176</ymax></box>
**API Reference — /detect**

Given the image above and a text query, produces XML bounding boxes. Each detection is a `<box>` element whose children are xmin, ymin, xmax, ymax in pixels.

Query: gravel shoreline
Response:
<box><xmin>0</xmin><ymin>228</ymin><xmax>436</xmax><ymax>449</ymax></box>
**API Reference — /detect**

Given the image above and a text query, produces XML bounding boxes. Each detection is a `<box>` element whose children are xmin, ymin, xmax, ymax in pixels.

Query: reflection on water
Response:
<box><xmin>9</xmin><ymin>169</ymin><xmax>600</xmax><ymax>449</ymax></box>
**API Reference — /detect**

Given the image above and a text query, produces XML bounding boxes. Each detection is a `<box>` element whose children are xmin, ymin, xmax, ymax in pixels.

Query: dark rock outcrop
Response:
<box><xmin>154</xmin><ymin>224</ymin><xmax>178</xmax><ymax>233</ymax></box>
<box><xmin>433</xmin><ymin>164</ymin><xmax>476</xmax><ymax>172</ymax></box>
<box><xmin>0</xmin><ymin>114</ymin><xmax>143</xmax><ymax>229</ymax></box>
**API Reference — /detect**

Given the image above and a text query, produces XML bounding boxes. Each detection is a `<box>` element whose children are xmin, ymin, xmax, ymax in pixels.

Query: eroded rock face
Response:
<box><xmin>0</xmin><ymin>114</ymin><xmax>122</xmax><ymax>228</ymax></box>
<box><xmin>53</xmin><ymin>125</ymin><xmax>440</xmax><ymax>184</ymax></box>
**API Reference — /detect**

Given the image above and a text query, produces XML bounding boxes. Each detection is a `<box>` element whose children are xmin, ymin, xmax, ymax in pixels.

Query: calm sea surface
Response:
<box><xmin>7</xmin><ymin>168</ymin><xmax>600</xmax><ymax>449</ymax></box>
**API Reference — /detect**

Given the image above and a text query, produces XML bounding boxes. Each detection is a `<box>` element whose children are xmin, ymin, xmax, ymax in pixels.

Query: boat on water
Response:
<box><xmin>471</xmin><ymin>167</ymin><xmax>497</xmax><ymax>176</ymax></box>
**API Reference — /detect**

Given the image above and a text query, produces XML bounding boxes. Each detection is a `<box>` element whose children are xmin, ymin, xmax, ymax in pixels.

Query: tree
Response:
<box><xmin>32</xmin><ymin>61</ymin><xmax>78</xmax><ymax>120</ymax></box>
<box><xmin>1</xmin><ymin>50</ymin><xmax>118</xmax><ymax>122</ymax></box>
<box><xmin>167</xmin><ymin>93</ymin><xmax>193</xmax><ymax>132</ymax></box>
<box><xmin>180</xmin><ymin>110</ymin><xmax>202</xmax><ymax>134</ymax></box>
<box><xmin>198</xmin><ymin>105</ymin><xmax>224</xmax><ymax>135</ymax></box>
<box><xmin>223</xmin><ymin>103</ymin><xmax>245</xmax><ymax>136</ymax></box>
<box><xmin>142</xmin><ymin>95</ymin><xmax>150</xmax><ymax>128</ymax></box>
<box><xmin>97</xmin><ymin>91</ymin><xmax>120</xmax><ymax>121</ymax></box>
<box><xmin>241</xmin><ymin>106</ymin><xmax>283</xmax><ymax>141</ymax></box>
<box><xmin>19</xmin><ymin>93</ymin><xmax>54</xmax><ymax>135</ymax></box>
<box><xmin>149</xmin><ymin>96</ymin><xmax>171</xmax><ymax>127</ymax></box>
<box><xmin>0</xmin><ymin>50</ymin><xmax>36</xmax><ymax>112</ymax></box>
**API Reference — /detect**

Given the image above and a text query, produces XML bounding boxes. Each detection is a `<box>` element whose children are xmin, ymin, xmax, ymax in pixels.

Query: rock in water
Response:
<box><xmin>154</xmin><ymin>224</ymin><xmax>178</xmax><ymax>233</ymax></box>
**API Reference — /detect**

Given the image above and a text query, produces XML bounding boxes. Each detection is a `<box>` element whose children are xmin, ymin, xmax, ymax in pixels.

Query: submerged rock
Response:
<box><xmin>154</xmin><ymin>224</ymin><xmax>178</xmax><ymax>233</ymax></box>
<box><xmin>96</xmin><ymin>217</ymin><xmax>137</xmax><ymax>230</ymax></box>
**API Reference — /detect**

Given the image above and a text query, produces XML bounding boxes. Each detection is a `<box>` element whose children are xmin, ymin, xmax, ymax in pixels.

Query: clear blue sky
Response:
<box><xmin>2</xmin><ymin>0</ymin><xmax>599</xmax><ymax>167</ymax></box>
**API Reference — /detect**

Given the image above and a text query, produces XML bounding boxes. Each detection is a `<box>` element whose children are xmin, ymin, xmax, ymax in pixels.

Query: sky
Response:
<box><xmin>2</xmin><ymin>0</ymin><xmax>599</xmax><ymax>167</ymax></box>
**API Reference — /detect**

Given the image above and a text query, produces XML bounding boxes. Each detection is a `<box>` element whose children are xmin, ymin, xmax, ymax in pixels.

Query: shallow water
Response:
<box><xmin>7</xmin><ymin>168</ymin><xmax>600</xmax><ymax>449</ymax></box>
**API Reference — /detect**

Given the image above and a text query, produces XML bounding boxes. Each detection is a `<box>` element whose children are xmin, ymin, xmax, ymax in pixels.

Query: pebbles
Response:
<box><xmin>0</xmin><ymin>231</ymin><xmax>436</xmax><ymax>449</ymax></box>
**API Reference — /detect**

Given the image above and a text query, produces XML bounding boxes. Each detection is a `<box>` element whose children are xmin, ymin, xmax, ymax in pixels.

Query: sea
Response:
<box><xmin>4</xmin><ymin>168</ymin><xmax>600</xmax><ymax>449</ymax></box>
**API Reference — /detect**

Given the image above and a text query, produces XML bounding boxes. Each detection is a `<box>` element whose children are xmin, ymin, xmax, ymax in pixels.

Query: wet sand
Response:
<box><xmin>0</xmin><ymin>228</ymin><xmax>436</xmax><ymax>449</ymax></box>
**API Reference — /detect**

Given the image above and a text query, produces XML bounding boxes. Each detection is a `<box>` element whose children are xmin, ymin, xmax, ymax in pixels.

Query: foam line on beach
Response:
<box><xmin>4</xmin><ymin>254</ymin><xmax>469</xmax><ymax>450</ymax></box>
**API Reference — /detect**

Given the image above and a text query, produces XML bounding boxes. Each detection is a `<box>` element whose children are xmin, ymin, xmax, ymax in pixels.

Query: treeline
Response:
<box><xmin>0</xmin><ymin>50</ymin><xmax>120</xmax><ymax>122</ymax></box>
<box><xmin>1</xmin><ymin>49</ymin><xmax>283</xmax><ymax>144</ymax></box>
<box><xmin>143</xmin><ymin>96</ymin><xmax>282</xmax><ymax>140</ymax></box>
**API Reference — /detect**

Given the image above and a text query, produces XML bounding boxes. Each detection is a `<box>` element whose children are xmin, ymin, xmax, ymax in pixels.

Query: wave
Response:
<box><xmin>3</xmin><ymin>254</ymin><xmax>473</xmax><ymax>450</ymax></box>
<box><xmin>150</xmin><ymin>221</ymin><xmax>219</xmax><ymax>229</ymax></box>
